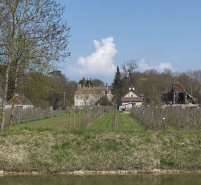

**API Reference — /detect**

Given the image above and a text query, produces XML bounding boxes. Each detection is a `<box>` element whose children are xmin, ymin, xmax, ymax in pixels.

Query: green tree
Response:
<box><xmin>112</xmin><ymin>66</ymin><xmax>123</xmax><ymax>105</ymax></box>
<box><xmin>48</xmin><ymin>70</ymin><xmax>69</xmax><ymax>110</ymax></box>
<box><xmin>78</xmin><ymin>78</ymin><xmax>93</xmax><ymax>87</ymax></box>
<box><xmin>0</xmin><ymin>0</ymin><xmax>70</xmax><ymax>129</ymax></box>
<box><xmin>19</xmin><ymin>72</ymin><xmax>52</xmax><ymax>108</ymax></box>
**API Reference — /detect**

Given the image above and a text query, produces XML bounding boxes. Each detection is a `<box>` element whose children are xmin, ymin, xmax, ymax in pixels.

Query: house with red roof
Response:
<box><xmin>5</xmin><ymin>94</ymin><xmax>34</xmax><ymax>110</ymax></box>
<box><xmin>161</xmin><ymin>82</ymin><xmax>197</xmax><ymax>105</ymax></box>
<box><xmin>119</xmin><ymin>87</ymin><xmax>145</xmax><ymax>111</ymax></box>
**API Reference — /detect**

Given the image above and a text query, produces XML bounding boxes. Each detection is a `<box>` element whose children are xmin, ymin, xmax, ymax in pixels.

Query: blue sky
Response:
<box><xmin>56</xmin><ymin>0</ymin><xmax>201</xmax><ymax>84</ymax></box>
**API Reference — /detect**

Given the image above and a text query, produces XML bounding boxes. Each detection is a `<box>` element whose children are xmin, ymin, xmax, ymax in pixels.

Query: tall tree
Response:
<box><xmin>48</xmin><ymin>70</ymin><xmax>68</xmax><ymax>110</ymax></box>
<box><xmin>112</xmin><ymin>66</ymin><xmax>123</xmax><ymax>105</ymax></box>
<box><xmin>0</xmin><ymin>0</ymin><xmax>70</xmax><ymax>129</ymax></box>
<box><xmin>121</xmin><ymin>60</ymin><xmax>138</xmax><ymax>93</ymax></box>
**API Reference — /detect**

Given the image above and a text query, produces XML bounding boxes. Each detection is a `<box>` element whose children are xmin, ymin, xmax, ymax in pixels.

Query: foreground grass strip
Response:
<box><xmin>0</xmin><ymin>129</ymin><xmax>201</xmax><ymax>172</ymax></box>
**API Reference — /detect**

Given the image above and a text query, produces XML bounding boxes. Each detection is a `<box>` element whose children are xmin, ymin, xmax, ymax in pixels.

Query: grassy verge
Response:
<box><xmin>0</xmin><ymin>111</ymin><xmax>200</xmax><ymax>172</ymax></box>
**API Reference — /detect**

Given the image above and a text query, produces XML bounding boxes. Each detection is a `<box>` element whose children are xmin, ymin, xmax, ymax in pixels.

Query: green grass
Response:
<box><xmin>0</xmin><ymin>128</ymin><xmax>200</xmax><ymax>172</ymax></box>
<box><xmin>88</xmin><ymin>112</ymin><xmax>145</xmax><ymax>131</ymax></box>
<box><xmin>1</xmin><ymin>110</ymin><xmax>200</xmax><ymax>172</ymax></box>
<box><xmin>10</xmin><ymin>109</ymin><xmax>91</xmax><ymax>131</ymax></box>
<box><xmin>11</xmin><ymin>114</ymin><xmax>68</xmax><ymax>130</ymax></box>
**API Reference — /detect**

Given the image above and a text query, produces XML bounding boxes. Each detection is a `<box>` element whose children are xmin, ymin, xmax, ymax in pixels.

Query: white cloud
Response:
<box><xmin>158</xmin><ymin>63</ymin><xmax>173</xmax><ymax>71</ymax></box>
<box><xmin>138</xmin><ymin>58</ymin><xmax>152</xmax><ymax>71</ymax></box>
<box><xmin>138</xmin><ymin>59</ymin><xmax>174</xmax><ymax>72</ymax></box>
<box><xmin>67</xmin><ymin>37</ymin><xmax>117</xmax><ymax>81</ymax></box>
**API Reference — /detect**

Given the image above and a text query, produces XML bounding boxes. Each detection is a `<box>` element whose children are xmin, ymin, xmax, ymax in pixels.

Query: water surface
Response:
<box><xmin>0</xmin><ymin>174</ymin><xmax>201</xmax><ymax>185</ymax></box>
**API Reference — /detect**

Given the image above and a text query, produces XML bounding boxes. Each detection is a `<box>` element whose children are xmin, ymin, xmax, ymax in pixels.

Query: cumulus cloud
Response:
<box><xmin>158</xmin><ymin>63</ymin><xmax>174</xmax><ymax>71</ymax></box>
<box><xmin>138</xmin><ymin>59</ymin><xmax>174</xmax><ymax>72</ymax></box>
<box><xmin>67</xmin><ymin>37</ymin><xmax>117</xmax><ymax>81</ymax></box>
<box><xmin>138</xmin><ymin>58</ymin><xmax>152</xmax><ymax>71</ymax></box>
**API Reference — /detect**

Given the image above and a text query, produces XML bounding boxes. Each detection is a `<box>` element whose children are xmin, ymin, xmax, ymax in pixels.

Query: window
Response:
<box><xmin>80</xmin><ymin>102</ymin><xmax>83</xmax><ymax>106</ymax></box>
<box><xmin>76</xmin><ymin>96</ymin><xmax>79</xmax><ymax>99</ymax></box>
<box><xmin>131</xmin><ymin>95</ymin><xmax>133</xmax><ymax>97</ymax></box>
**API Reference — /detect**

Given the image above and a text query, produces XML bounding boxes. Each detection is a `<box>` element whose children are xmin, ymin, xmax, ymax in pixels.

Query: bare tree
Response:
<box><xmin>121</xmin><ymin>60</ymin><xmax>138</xmax><ymax>93</ymax></box>
<box><xmin>0</xmin><ymin>0</ymin><xmax>70</xmax><ymax>130</ymax></box>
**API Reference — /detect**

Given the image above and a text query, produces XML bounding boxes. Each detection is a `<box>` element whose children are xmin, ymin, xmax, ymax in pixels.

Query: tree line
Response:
<box><xmin>112</xmin><ymin>60</ymin><xmax>201</xmax><ymax>105</ymax></box>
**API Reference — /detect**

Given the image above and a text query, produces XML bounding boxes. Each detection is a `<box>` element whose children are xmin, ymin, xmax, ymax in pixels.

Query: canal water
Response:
<box><xmin>0</xmin><ymin>174</ymin><xmax>201</xmax><ymax>185</ymax></box>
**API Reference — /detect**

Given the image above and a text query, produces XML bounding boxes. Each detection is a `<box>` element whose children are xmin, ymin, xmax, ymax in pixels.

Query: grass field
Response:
<box><xmin>10</xmin><ymin>110</ymin><xmax>144</xmax><ymax>132</ymax></box>
<box><xmin>0</xmin><ymin>110</ymin><xmax>201</xmax><ymax>172</ymax></box>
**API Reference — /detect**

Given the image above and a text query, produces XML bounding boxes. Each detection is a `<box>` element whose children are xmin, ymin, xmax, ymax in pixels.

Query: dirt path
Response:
<box><xmin>54</xmin><ymin>118</ymin><xmax>79</xmax><ymax>129</ymax></box>
<box><xmin>54</xmin><ymin>114</ymin><xmax>103</xmax><ymax>129</ymax></box>
<box><xmin>30</xmin><ymin>113</ymin><xmax>103</xmax><ymax>130</ymax></box>
<box><xmin>31</xmin><ymin>117</ymin><xmax>68</xmax><ymax>128</ymax></box>
<box><xmin>54</xmin><ymin>115</ymin><xmax>93</xmax><ymax>129</ymax></box>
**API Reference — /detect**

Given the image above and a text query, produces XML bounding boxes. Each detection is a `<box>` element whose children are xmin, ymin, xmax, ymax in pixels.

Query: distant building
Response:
<box><xmin>74</xmin><ymin>84</ymin><xmax>113</xmax><ymax>106</ymax></box>
<box><xmin>119</xmin><ymin>87</ymin><xmax>145</xmax><ymax>111</ymax></box>
<box><xmin>161</xmin><ymin>82</ymin><xmax>197</xmax><ymax>104</ymax></box>
<box><xmin>5</xmin><ymin>94</ymin><xmax>34</xmax><ymax>110</ymax></box>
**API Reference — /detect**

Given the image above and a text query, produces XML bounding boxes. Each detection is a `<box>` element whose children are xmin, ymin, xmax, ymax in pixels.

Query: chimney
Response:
<box><xmin>172</xmin><ymin>83</ymin><xmax>174</xmax><ymax>92</ymax></box>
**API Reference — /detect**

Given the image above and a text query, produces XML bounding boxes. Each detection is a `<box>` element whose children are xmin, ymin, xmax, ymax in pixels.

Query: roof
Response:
<box><xmin>121</xmin><ymin>97</ymin><xmax>143</xmax><ymax>102</ymax></box>
<box><xmin>121</xmin><ymin>89</ymin><xmax>141</xmax><ymax>99</ymax></box>
<box><xmin>6</xmin><ymin>95</ymin><xmax>33</xmax><ymax>105</ymax></box>
<box><xmin>173</xmin><ymin>82</ymin><xmax>186</xmax><ymax>92</ymax></box>
<box><xmin>76</xmin><ymin>86</ymin><xmax>108</xmax><ymax>94</ymax></box>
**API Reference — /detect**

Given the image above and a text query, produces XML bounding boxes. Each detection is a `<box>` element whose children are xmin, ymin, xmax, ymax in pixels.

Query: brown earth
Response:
<box><xmin>31</xmin><ymin>117</ymin><xmax>68</xmax><ymax>128</ymax></box>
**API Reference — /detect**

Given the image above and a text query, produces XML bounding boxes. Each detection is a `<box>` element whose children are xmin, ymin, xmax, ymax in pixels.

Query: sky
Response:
<box><xmin>56</xmin><ymin>0</ymin><xmax>201</xmax><ymax>84</ymax></box>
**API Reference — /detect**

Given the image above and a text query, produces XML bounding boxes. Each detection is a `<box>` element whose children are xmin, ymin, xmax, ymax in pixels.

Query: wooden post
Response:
<box><xmin>69</xmin><ymin>112</ymin><xmax>71</xmax><ymax>130</ymax></box>
<box><xmin>78</xmin><ymin>111</ymin><xmax>80</xmax><ymax>129</ymax></box>
<box><xmin>73</xmin><ymin>111</ymin><xmax>75</xmax><ymax>129</ymax></box>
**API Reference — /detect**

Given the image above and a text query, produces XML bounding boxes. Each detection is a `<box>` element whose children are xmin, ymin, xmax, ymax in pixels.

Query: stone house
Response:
<box><xmin>74</xmin><ymin>84</ymin><xmax>113</xmax><ymax>106</ymax></box>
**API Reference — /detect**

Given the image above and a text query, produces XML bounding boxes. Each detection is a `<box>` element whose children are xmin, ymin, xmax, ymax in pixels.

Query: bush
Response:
<box><xmin>130</xmin><ymin>106</ymin><xmax>201</xmax><ymax>130</ymax></box>
<box><xmin>0</xmin><ymin>107</ymin><xmax>63</xmax><ymax>127</ymax></box>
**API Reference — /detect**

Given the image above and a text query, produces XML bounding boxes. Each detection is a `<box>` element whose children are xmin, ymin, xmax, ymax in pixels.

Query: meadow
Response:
<box><xmin>0</xmin><ymin>107</ymin><xmax>201</xmax><ymax>173</ymax></box>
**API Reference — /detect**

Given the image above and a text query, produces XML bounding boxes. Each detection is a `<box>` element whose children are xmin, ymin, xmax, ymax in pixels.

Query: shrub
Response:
<box><xmin>0</xmin><ymin>107</ymin><xmax>63</xmax><ymax>127</ymax></box>
<box><xmin>130</xmin><ymin>106</ymin><xmax>201</xmax><ymax>130</ymax></box>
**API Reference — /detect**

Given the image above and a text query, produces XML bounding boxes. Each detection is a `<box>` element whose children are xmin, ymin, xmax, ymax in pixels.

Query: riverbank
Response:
<box><xmin>1</xmin><ymin>169</ymin><xmax>201</xmax><ymax>176</ymax></box>
<box><xmin>0</xmin><ymin>128</ymin><xmax>201</xmax><ymax>173</ymax></box>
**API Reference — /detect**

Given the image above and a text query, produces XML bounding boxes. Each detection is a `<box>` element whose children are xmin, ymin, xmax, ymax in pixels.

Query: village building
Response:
<box><xmin>74</xmin><ymin>84</ymin><xmax>113</xmax><ymax>106</ymax></box>
<box><xmin>119</xmin><ymin>87</ymin><xmax>145</xmax><ymax>111</ymax></box>
<box><xmin>161</xmin><ymin>82</ymin><xmax>197</xmax><ymax>105</ymax></box>
<box><xmin>5</xmin><ymin>94</ymin><xmax>34</xmax><ymax>110</ymax></box>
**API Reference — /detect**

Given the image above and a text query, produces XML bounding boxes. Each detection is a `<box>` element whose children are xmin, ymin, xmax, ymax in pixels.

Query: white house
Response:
<box><xmin>119</xmin><ymin>87</ymin><xmax>144</xmax><ymax>111</ymax></box>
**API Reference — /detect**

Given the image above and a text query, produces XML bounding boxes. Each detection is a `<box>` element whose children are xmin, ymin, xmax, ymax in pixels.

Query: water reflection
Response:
<box><xmin>0</xmin><ymin>174</ymin><xmax>201</xmax><ymax>185</ymax></box>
